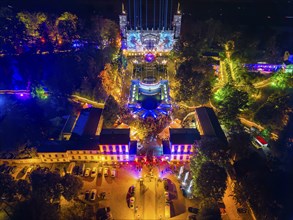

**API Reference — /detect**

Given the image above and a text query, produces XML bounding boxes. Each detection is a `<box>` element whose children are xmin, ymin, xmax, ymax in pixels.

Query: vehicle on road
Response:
<box><xmin>165</xmin><ymin>202</ymin><xmax>170</xmax><ymax>218</ymax></box>
<box><xmin>104</xmin><ymin>167</ymin><xmax>109</xmax><ymax>177</ymax></box>
<box><xmin>164</xmin><ymin>191</ymin><xmax>169</xmax><ymax>202</ymax></box>
<box><xmin>111</xmin><ymin>169</ymin><xmax>116</xmax><ymax>178</ymax></box>
<box><xmin>66</xmin><ymin>162</ymin><xmax>75</xmax><ymax>174</ymax></box>
<box><xmin>163</xmin><ymin>178</ymin><xmax>169</xmax><ymax>190</ymax></box>
<box><xmin>84</xmin><ymin>168</ymin><xmax>91</xmax><ymax>177</ymax></box>
<box><xmin>90</xmin><ymin>189</ymin><xmax>97</xmax><ymax>201</ymax></box>
<box><xmin>188</xmin><ymin>207</ymin><xmax>199</xmax><ymax>214</ymax></box>
<box><xmin>128</xmin><ymin>185</ymin><xmax>135</xmax><ymax>196</ymax></box>
<box><xmin>129</xmin><ymin>197</ymin><xmax>135</xmax><ymax>209</ymax></box>
<box><xmin>98</xmin><ymin>167</ymin><xmax>103</xmax><ymax>177</ymax></box>
<box><xmin>26</xmin><ymin>166</ymin><xmax>34</xmax><ymax>175</ymax></box>
<box><xmin>91</xmin><ymin>167</ymin><xmax>97</xmax><ymax>178</ymax></box>
<box><xmin>85</xmin><ymin>190</ymin><xmax>90</xmax><ymax>200</ymax></box>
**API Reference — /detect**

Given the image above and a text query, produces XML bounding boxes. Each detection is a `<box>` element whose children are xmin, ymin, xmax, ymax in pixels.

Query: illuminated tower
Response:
<box><xmin>119</xmin><ymin>3</ymin><xmax>127</xmax><ymax>48</ymax></box>
<box><xmin>120</xmin><ymin>0</ymin><xmax>181</xmax><ymax>54</ymax></box>
<box><xmin>173</xmin><ymin>2</ymin><xmax>182</xmax><ymax>39</ymax></box>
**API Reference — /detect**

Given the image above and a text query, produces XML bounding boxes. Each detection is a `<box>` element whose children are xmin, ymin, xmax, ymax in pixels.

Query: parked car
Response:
<box><xmin>188</xmin><ymin>207</ymin><xmax>199</xmax><ymax>214</ymax></box>
<box><xmin>91</xmin><ymin>167</ymin><xmax>97</xmax><ymax>178</ymax></box>
<box><xmin>128</xmin><ymin>185</ymin><xmax>135</xmax><ymax>196</ymax></box>
<box><xmin>84</xmin><ymin>168</ymin><xmax>91</xmax><ymax>177</ymax></box>
<box><xmin>85</xmin><ymin>190</ymin><xmax>90</xmax><ymax>200</ymax></box>
<box><xmin>72</xmin><ymin>165</ymin><xmax>80</xmax><ymax>175</ymax></box>
<box><xmin>104</xmin><ymin>167</ymin><xmax>109</xmax><ymax>177</ymax></box>
<box><xmin>164</xmin><ymin>191</ymin><xmax>169</xmax><ymax>202</ymax></box>
<box><xmin>98</xmin><ymin>167</ymin><xmax>103</xmax><ymax>177</ymax></box>
<box><xmin>111</xmin><ymin>169</ymin><xmax>116</xmax><ymax>178</ymax></box>
<box><xmin>163</xmin><ymin>178</ymin><xmax>169</xmax><ymax>190</ymax></box>
<box><xmin>26</xmin><ymin>166</ymin><xmax>34</xmax><ymax>175</ymax></box>
<box><xmin>129</xmin><ymin>197</ymin><xmax>135</xmax><ymax>209</ymax></box>
<box><xmin>90</xmin><ymin>189</ymin><xmax>97</xmax><ymax>201</ymax></box>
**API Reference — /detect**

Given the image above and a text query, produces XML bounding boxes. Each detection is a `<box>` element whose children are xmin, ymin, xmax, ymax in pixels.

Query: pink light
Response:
<box><xmin>20</xmin><ymin>93</ymin><xmax>23</xmax><ymax>97</ymax></box>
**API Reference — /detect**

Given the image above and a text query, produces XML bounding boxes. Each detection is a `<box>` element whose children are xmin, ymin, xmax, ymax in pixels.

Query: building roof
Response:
<box><xmin>61</xmin><ymin>115</ymin><xmax>77</xmax><ymax>134</ymax></box>
<box><xmin>162</xmin><ymin>140</ymin><xmax>171</xmax><ymax>154</ymax></box>
<box><xmin>37</xmin><ymin>139</ymin><xmax>100</xmax><ymax>153</ymax></box>
<box><xmin>169</xmin><ymin>128</ymin><xmax>200</xmax><ymax>145</ymax></box>
<box><xmin>195</xmin><ymin>107</ymin><xmax>227</xmax><ymax>143</ymax></box>
<box><xmin>71</xmin><ymin>108</ymin><xmax>103</xmax><ymax>137</ymax></box>
<box><xmin>129</xmin><ymin>141</ymin><xmax>137</xmax><ymax>155</ymax></box>
<box><xmin>255</xmin><ymin>136</ymin><xmax>268</xmax><ymax>146</ymax></box>
<box><xmin>99</xmin><ymin>129</ymin><xmax>130</xmax><ymax>145</ymax></box>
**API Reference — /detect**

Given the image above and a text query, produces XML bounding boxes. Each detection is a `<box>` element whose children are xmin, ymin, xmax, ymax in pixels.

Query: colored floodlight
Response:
<box><xmin>145</xmin><ymin>53</ymin><xmax>156</xmax><ymax>63</ymax></box>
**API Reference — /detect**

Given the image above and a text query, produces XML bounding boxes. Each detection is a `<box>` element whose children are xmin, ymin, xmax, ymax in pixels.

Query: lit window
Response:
<box><xmin>72</xmin><ymin>156</ymin><xmax>75</xmax><ymax>159</ymax></box>
<box><xmin>78</xmin><ymin>156</ymin><xmax>81</xmax><ymax>159</ymax></box>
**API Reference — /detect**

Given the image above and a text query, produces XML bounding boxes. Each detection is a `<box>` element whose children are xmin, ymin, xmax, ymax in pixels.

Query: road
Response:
<box><xmin>239</xmin><ymin>117</ymin><xmax>278</xmax><ymax>140</ymax></box>
<box><xmin>253</xmin><ymin>78</ymin><xmax>271</xmax><ymax>88</ymax></box>
<box><xmin>70</xmin><ymin>95</ymin><xmax>105</xmax><ymax>108</ymax></box>
<box><xmin>0</xmin><ymin>90</ymin><xmax>105</xmax><ymax>109</ymax></box>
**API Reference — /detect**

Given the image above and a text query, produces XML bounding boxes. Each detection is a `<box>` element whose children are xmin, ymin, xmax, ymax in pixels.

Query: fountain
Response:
<box><xmin>182</xmin><ymin>171</ymin><xmax>189</xmax><ymax>186</ymax></box>
<box><xmin>177</xmin><ymin>166</ymin><xmax>184</xmax><ymax>179</ymax></box>
<box><xmin>187</xmin><ymin>179</ymin><xmax>193</xmax><ymax>193</ymax></box>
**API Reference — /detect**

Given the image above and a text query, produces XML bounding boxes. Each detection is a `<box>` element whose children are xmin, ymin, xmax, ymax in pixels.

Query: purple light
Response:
<box><xmin>20</xmin><ymin>93</ymin><xmax>23</xmax><ymax>97</ymax></box>
<box><xmin>145</xmin><ymin>53</ymin><xmax>156</xmax><ymax>63</ymax></box>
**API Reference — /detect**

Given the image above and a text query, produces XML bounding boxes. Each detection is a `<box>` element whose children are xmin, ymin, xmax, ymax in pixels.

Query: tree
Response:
<box><xmin>60</xmin><ymin>201</ymin><xmax>87</xmax><ymax>220</ymax></box>
<box><xmin>30</xmin><ymin>168</ymin><xmax>63</xmax><ymax>203</ymax></box>
<box><xmin>198</xmin><ymin>137</ymin><xmax>228</xmax><ymax>166</ymax></box>
<box><xmin>198</xmin><ymin>199</ymin><xmax>221</xmax><ymax>220</ymax></box>
<box><xmin>174</xmin><ymin>62</ymin><xmax>213</xmax><ymax>105</ymax></box>
<box><xmin>31</xmin><ymin>84</ymin><xmax>48</xmax><ymax>100</ymax></box>
<box><xmin>90</xmin><ymin>17</ymin><xmax>119</xmax><ymax>50</ymax></box>
<box><xmin>16</xmin><ymin>179</ymin><xmax>31</xmax><ymax>200</ymax></box>
<box><xmin>227</xmin><ymin>130</ymin><xmax>253</xmax><ymax>161</ymax></box>
<box><xmin>254</xmin><ymin>93</ymin><xmax>291</xmax><ymax>131</ymax></box>
<box><xmin>196</xmin><ymin>162</ymin><xmax>227</xmax><ymax>201</ymax></box>
<box><xmin>214</xmin><ymin>83</ymin><xmax>249</xmax><ymax>128</ymax></box>
<box><xmin>0</xmin><ymin>173</ymin><xmax>17</xmax><ymax>201</ymax></box>
<box><xmin>17</xmin><ymin>12</ymin><xmax>47</xmax><ymax>38</ymax></box>
<box><xmin>103</xmin><ymin>95</ymin><xmax>120</xmax><ymax>128</ymax></box>
<box><xmin>11</xmin><ymin>198</ymin><xmax>59</xmax><ymax>220</ymax></box>
<box><xmin>99</xmin><ymin>63</ymin><xmax>122</xmax><ymax>101</ymax></box>
<box><xmin>271</xmin><ymin>70</ymin><xmax>293</xmax><ymax>90</ymax></box>
<box><xmin>55</xmin><ymin>12</ymin><xmax>78</xmax><ymax>43</ymax></box>
<box><xmin>61</xmin><ymin>174</ymin><xmax>83</xmax><ymax>201</ymax></box>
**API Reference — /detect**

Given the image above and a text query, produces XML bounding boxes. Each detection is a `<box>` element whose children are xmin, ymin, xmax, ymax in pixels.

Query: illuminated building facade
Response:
<box><xmin>128</xmin><ymin>79</ymin><xmax>171</xmax><ymax>118</ymax></box>
<box><xmin>163</xmin><ymin>128</ymin><xmax>200</xmax><ymax>162</ymax></box>
<box><xmin>120</xmin><ymin>0</ymin><xmax>181</xmax><ymax>54</ymax></box>
<box><xmin>38</xmin><ymin>129</ymin><xmax>137</xmax><ymax>163</ymax></box>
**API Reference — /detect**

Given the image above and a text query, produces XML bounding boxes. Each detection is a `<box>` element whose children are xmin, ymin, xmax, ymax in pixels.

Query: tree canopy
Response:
<box><xmin>196</xmin><ymin>161</ymin><xmax>227</xmax><ymax>201</ymax></box>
